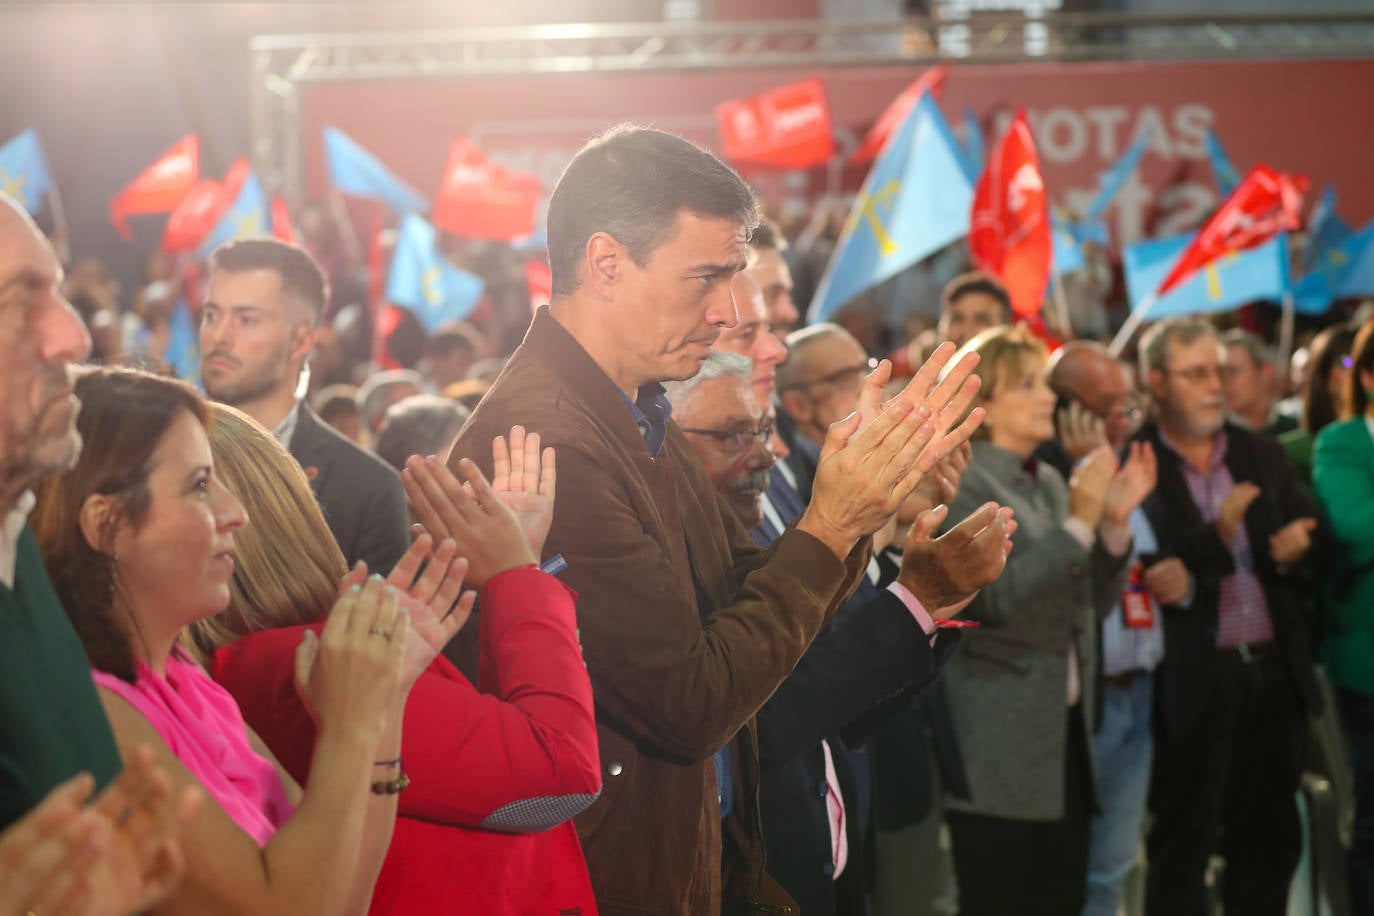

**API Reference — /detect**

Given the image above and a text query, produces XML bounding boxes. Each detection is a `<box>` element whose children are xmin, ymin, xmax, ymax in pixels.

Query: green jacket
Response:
<box><xmin>1313</xmin><ymin>418</ymin><xmax>1374</xmax><ymax>696</ymax></box>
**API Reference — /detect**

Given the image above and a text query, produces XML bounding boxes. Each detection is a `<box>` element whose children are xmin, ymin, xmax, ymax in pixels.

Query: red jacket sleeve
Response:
<box><xmin>402</xmin><ymin>567</ymin><xmax>601</xmax><ymax>830</ymax></box>
<box><xmin>211</xmin><ymin>567</ymin><xmax>600</xmax><ymax>833</ymax></box>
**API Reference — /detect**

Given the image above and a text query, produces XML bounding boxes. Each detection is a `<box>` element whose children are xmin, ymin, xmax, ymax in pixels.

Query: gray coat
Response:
<box><xmin>942</xmin><ymin>440</ymin><xmax>1130</xmax><ymax>821</ymax></box>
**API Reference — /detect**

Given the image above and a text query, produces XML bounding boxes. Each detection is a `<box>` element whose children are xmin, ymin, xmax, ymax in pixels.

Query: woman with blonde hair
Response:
<box><xmin>32</xmin><ymin>367</ymin><xmax>470</xmax><ymax>915</ymax></box>
<box><xmin>937</xmin><ymin>326</ymin><xmax>1156</xmax><ymax>915</ymax></box>
<box><xmin>203</xmin><ymin>405</ymin><xmax>602</xmax><ymax>915</ymax></box>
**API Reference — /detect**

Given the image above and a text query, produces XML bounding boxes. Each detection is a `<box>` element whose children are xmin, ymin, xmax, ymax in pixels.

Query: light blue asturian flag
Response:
<box><xmin>1293</xmin><ymin>188</ymin><xmax>1359</xmax><ymax>313</ymax></box>
<box><xmin>809</xmin><ymin>94</ymin><xmax>973</xmax><ymax>321</ymax></box>
<box><xmin>1124</xmin><ymin>232</ymin><xmax>1290</xmax><ymax>319</ymax></box>
<box><xmin>1085</xmin><ymin>127</ymin><xmax>1152</xmax><ymax>220</ymax></box>
<box><xmin>164</xmin><ymin>299</ymin><xmax>200</xmax><ymax>382</ymax></box>
<box><xmin>1335</xmin><ymin>220</ymin><xmax>1374</xmax><ymax>300</ymax></box>
<box><xmin>1052</xmin><ymin>217</ymin><xmax>1085</xmax><ymax>276</ymax></box>
<box><xmin>1204</xmin><ymin>130</ymin><xmax>1241</xmax><ymax>197</ymax></box>
<box><xmin>386</xmin><ymin>214</ymin><xmax>485</xmax><ymax>331</ymax></box>
<box><xmin>960</xmin><ymin>107</ymin><xmax>985</xmax><ymax>179</ymax></box>
<box><xmin>0</xmin><ymin>129</ymin><xmax>53</xmax><ymax>214</ymax></box>
<box><xmin>323</xmin><ymin>126</ymin><xmax>428</xmax><ymax>215</ymax></box>
<box><xmin>195</xmin><ymin>170</ymin><xmax>268</xmax><ymax>260</ymax></box>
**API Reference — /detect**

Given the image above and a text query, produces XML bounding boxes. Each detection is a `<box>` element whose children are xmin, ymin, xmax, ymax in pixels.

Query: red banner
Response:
<box><xmin>1156</xmin><ymin>163</ymin><xmax>1306</xmax><ymax>295</ymax></box>
<box><xmin>716</xmin><ymin>78</ymin><xmax>835</xmax><ymax>171</ymax></box>
<box><xmin>433</xmin><ymin>138</ymin><xmax>541</xmax><ymax>242</ymax></box>
<box><xmin>271</xmin><ymin>196</ymin><xmax>297</xmax><ymax>244</ymax></box>
<box><xmin>849</xmin><ymin>64</ymin><xmax>949</xmax><ymax>167</ymax></box>
<box><xmin>161</xmin><ymin>180</ymin><xmax>227</xmax><ymax>253</ymax></box>
<box><xmin>110</xmin><ymin>134</ymin><xmax>200</xmax><ymax>240</ymax></box>
<box><xmin>969</xmin><ymin>111</ymin><xmax>1052</xmax><ymax>318</ymax></box>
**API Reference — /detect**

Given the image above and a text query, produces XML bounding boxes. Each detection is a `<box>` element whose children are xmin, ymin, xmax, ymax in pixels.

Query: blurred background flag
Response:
<box><xmin>715</xmin><ymin>78</ymin><xmax>835</xmax><ymax>171</ymax></box>
<box><xmin>960</xmin><ymin>107</ymin><xmax>984</xmax><ymax>177</ymax></box>
<box><xmin>164</xmin><ymin>298</ymin><xmax>200</xmax><ymax>382</ymax></box>
<box><xmin>848</xmin><ymin>64</ymin><xmax>950</xmax><ymax>167</ymax></box>
<box><xmin>0</xmin><ymin>129</ymin><xmax>52</xmax><ymax>214</ymax></box>
<box><xmin>1052</xmin><ymin>217</ymin><xmax>1085</xmax><ymax>276</ymax></box>
<box><xmin>110</xmin><ymin>133</ymin><xmax>199</xmax><ymax>239</ymax></box>
<box><xmin>809</xmin><ymin>93</ymin><xmax>972</xmax><ymax>321</ymax></box>
<box><xmin>1205</xmin><ymin>129</ymin><xmax>1241</xmax><ymax>196</ymax></box>
<box><xmin>386</xmin><ymin>213</ymin><xmax>485</xmax><ymax>330</ymax></box>
<box><xmin>1085</xmin><ymin>126</ymin><xmax>1152</xmax><ymax>219</ymax></box>
<box><xmin>1334</xmin><ymin>220</ymin><xmax>1374</xmax><ymax>300</ymax></box>
<box><xmin>195</xmin><ymin>168</ymin><xmax>268</xmax><ymax>259</ymax></box>
<box><xmin>969</xmin><ymin>110</ymin><xmax>1052</xmax><ymax>318</ymax></box>
<box><xmin>1124</xmin><ymin>231</ymin><xmax>1290</xmax><ymax>319</ymax></box>
<box><xmin>323</xmin><ymin>125</ymin><xmax>429</xmax><ymax>215</ymax></box>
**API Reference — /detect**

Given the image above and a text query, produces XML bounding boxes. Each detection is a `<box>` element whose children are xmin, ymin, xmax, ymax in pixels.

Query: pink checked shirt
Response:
<box><xmin>1159</xmin><ymin>428</ymin><xmax>1275</xmax><ymax>647</ymax></box>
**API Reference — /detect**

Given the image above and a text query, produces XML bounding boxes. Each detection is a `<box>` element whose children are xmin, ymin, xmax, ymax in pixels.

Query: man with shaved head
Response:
<box><xmin>1035</xmin><ymin>340</ymin><xmax>1142</xmax><ymax>479</ymax></box>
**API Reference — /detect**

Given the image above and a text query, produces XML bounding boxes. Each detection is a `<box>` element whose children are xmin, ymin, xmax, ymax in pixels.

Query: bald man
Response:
<box><xmin>1033</xmin><ymin>341</ymin><xmax>1142</xmax><ymax>479</ymax></box>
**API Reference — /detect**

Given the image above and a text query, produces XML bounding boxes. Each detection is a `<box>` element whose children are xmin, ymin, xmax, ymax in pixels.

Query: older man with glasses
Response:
<box><xmin>1132</xmin><ymin>317</ymin><xmax>1326</xmax><ymax>916</ymax></box>
<box><xmin>677</xmin><ymin>348</ymin><xmax>1012</xmax><ymax>916</ymax></box>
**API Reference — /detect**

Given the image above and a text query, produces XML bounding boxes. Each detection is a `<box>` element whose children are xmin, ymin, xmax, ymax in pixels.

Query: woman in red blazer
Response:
<box><xmin>193</xmin><ymin>405</ymin><xmax>601</xmax><ymax>915</ymax></box>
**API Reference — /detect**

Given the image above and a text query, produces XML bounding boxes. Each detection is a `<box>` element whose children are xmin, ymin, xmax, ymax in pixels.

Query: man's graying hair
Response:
<box><xmin>1220</xmin><ymin>328</ymin><xmax>1275</xmax><ymax>369</ymax></box>
<box><xmin>663</xmin><ymin>351</ymin><xmax>754</xmax><ymax>406</ymax></box>
<box><xmin>1139</xmin><ymin>318</ymin><xmax>1219</xmax><ymax>378</ymax></box>
<box><xmin>546</xmin><ymin>125</ymin><xmax>760</xmax><ymax>297</ymax></box>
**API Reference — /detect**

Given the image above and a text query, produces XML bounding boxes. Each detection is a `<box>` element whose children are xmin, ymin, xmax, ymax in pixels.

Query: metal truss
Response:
<box><xmin>250</xmin><ymin>11</ymin><xmax>1374</xmax><ymax>200</ymax></box>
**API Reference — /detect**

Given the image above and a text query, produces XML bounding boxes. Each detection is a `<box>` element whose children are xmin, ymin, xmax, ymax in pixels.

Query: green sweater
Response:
<box><xmin>1313</xmin><ymin>419</ymin><xmax>1374</xmax><ymax>697</ymax></box>
<box><xmin>0</xmin><ymin>526</ymin><xmax>121</xmax><ymax>828</ymax></box>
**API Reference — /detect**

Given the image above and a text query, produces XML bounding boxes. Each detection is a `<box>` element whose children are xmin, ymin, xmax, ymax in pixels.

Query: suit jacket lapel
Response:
<box><xmin>288</xmin><ymin>405</ymin><xmax>332</xmax><ymax>493</ymax></box>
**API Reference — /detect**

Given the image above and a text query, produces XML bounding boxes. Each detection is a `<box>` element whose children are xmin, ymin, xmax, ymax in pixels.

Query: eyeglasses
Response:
<box><xmin>1162</xmin><ymin>364</ymin><xmax>1237</xmax><ymax>384</ymax></box>
<box><xmin>781</xmin><ymin>357</ymin><xmax>880</xmax><ymax>394</ymax></box>
<box><xmin>680</xmin><ymin>423</ymin><xmax>775</xmax><ymax>455</ymax></box>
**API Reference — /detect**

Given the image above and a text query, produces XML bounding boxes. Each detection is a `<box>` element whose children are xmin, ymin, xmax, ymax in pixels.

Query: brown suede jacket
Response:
<box><xmin>448</xmin><ymin>309</ymin><xmax>868</xmax><ymax>915</ymax></box>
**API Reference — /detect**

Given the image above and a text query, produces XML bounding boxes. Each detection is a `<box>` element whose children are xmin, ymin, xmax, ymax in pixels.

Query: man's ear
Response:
<box><xmin>584</xmin><ymin>232</ymin><xmax>625</xmax><ymax>302</ymax></box>
<box><xmin>78</xmin><ymin>493</ymin><xmax>119</xmax><ymax>556</ymax></box>
<box><xmin>290</xmin><ymin>323</ymin><xmax>319</xmax><ymax>367</ymax></box>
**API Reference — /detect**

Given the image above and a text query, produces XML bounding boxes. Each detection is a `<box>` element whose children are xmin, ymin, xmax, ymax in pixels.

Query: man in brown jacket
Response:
<box><xmin>446</xmin><ymin>126</ymin><xmax>984</xmax><ymax>916</ymax></box>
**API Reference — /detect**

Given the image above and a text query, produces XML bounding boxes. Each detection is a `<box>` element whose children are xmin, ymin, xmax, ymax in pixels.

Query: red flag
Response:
<box><xmin>161</xmin><ymin>180</ymin><xmax>228</xmax><ymax>253</ymax></box>
<box><xmin>433</xmin><ymin>139</ymin><xmax>541</xmax><ymax>241</ymax></box>
<box><xmin>849</xmin><ymin>65</ymin><xmax>950</xmax><ymax>166</ymax></box>
<box><xmin>969</xmin><ymin>111</ymin><xmax>1052</xmax><ymax>318</ymax></box>
<box><xmin>110</xmin><ymin>134</ymin><xmax>200</xmax><ymax>240</ymax></box>
<box><xmin>1156</xmin><ymin>164</ymin><xmax>1307</xmax><ymax>295</ymax></box>
<box><xmin>271</xmin><ymin>196</ymin><xmax>297</xmax><ymax>244</ymax></box>
<box><xmin>525</xmin><ymin>259</ymin><xmax>552</xmax><ymax>313</ymax></box>
<box><xmin>715</xmin><ymin>78</ymin><xmax>835</xmax><ymax>171</ymax></box>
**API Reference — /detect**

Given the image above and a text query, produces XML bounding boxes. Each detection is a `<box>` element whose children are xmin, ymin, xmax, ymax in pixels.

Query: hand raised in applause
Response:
<box><xmin>1102</xmin><ymin>442</ymin><xmax>1157</xmax><ymax>529</ymax></box>
<box><xmin>295</xmin><ymin>576</ymin><xmax>408</xmax><ymax>741</ymax></box>
<box><xmin>1270</xmin><ymin>517</ymin><xmax>1318</xmax><ymax>566</ymax></box>
<box><xmin>339</xmin><ymin>534</ymin><xmax>476</xmax><ymax>692</ymax></box>
<box><xmin>402</xmin><ymin>452</ymin><xmax>540</xmax><ymax>588</ymax></box>
<box><xmin>1217</xmin><ymin>483</ymin><xmax>1261</xmax><ymax>545</ymax></box>
<box><xmin>897</xmin><ymin>502</ymin><xmax>1017</xmax><ymax>621</ymax></box>
<box><xmin>1143</xmin><ymin>558</ymin><xmax>1191</xmax><ymax>606</ymax></box>
<box><xmin>1069</xmin><ymin>445</ymin><xmax>1119</xmax><ymax>530</ymax></box>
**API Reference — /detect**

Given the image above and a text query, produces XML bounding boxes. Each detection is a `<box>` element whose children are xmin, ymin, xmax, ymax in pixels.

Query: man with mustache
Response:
<box><xmin>682</xmin><ymin>345</ymin><xmax>1008</xmax><ymax>916</ymax></box>
<box><xmin>200</xmin><ymin>238</ymin><xmax>409</xmax><ymax>574</ymax></box>
<box><xmin>1133</xmin><ymin>317</ymin><xmax>1325</xmax><ymax>916</ymax></box>
<box><xmin>446</xmin><ymin>126</ymin><xmax>985</xmax><ymax>915</ymax></box>
<box><xmin>0</xmin><ymin>192</ymin><xmax>198</xmax><ymax>914</ymax></box>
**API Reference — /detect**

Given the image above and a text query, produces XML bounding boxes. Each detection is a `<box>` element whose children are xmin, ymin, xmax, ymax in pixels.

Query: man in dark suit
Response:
<box><xmin>1132</xmin><ymin>317</ymin><xmax>1324</xmax><ymax>916</ymax></box>
<box><xmin>200</xmin><ymin>239</ymin><xmax>409</xmax><ymax>575</ymax></box>
<box><xmin>777</xmin><ymin>322</ymin><xmax>974</xmax><ymax>916</ymax></box>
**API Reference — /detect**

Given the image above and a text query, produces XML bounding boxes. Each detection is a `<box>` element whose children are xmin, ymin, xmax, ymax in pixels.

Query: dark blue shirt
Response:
<box><xmin>617</xmin><ymin>384</ymin><xmax>673</xmax><ymax>458</ymax></box>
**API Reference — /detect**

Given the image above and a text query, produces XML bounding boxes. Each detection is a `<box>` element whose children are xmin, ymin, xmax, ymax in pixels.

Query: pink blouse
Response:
<box><xmin>93</xmin><ymin>653</ymin><xmax>294</xmax><ymax>846</ymax></box>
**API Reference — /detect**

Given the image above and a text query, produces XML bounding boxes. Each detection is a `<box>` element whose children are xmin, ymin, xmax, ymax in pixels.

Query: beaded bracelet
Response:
<box><xmin>370</xmin><ymin>771</ymin><xmax>410</xmax><ymax>795</ymax></box>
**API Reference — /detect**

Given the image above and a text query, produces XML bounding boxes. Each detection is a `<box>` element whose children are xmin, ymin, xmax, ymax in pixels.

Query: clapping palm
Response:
<box><xmin>1102</xmin><ymin>442</ymin><xmax>1158</xmax><ymax>527</ymax></box>
<box><xmin>485</xmin><ymin>426</ymin><xmax>557</xmax><ymax>558</ymax></box>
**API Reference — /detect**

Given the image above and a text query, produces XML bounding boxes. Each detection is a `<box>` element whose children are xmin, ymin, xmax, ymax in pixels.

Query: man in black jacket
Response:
<box><xmin>1133</xmin><ymin>318</ymin><xmax>1323</xmax><ymax>916</ymax></box>
<box><xmin>200</xmin><ymin>239</ymin><xmax>409</xmax><ymax>575</ymax></box>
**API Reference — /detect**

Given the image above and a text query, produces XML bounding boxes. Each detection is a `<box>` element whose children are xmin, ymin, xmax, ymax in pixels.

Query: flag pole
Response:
<box><xmin>46</xmin><ymin>184</ymin><xmax>71</xmax><ymax>265</ymax></box>
<box><xmin>1048</xmin><ymin>269</ymin><xmax>1074</xmax><ymax>339</ymax></box>
<box><xmin>328</xmin><ymin>187</ymin><xmax>364</xmax><ymax>265</ymax></box>
<box><xmin>1276</xmin><ymin>288</ymin><xmax>1296</xmax><ymax>379</ymax></box>
<box><xmin>1107</xmin><ymin>291</ymin><xmax>1158</xmax><ymax>358</ymax></box>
